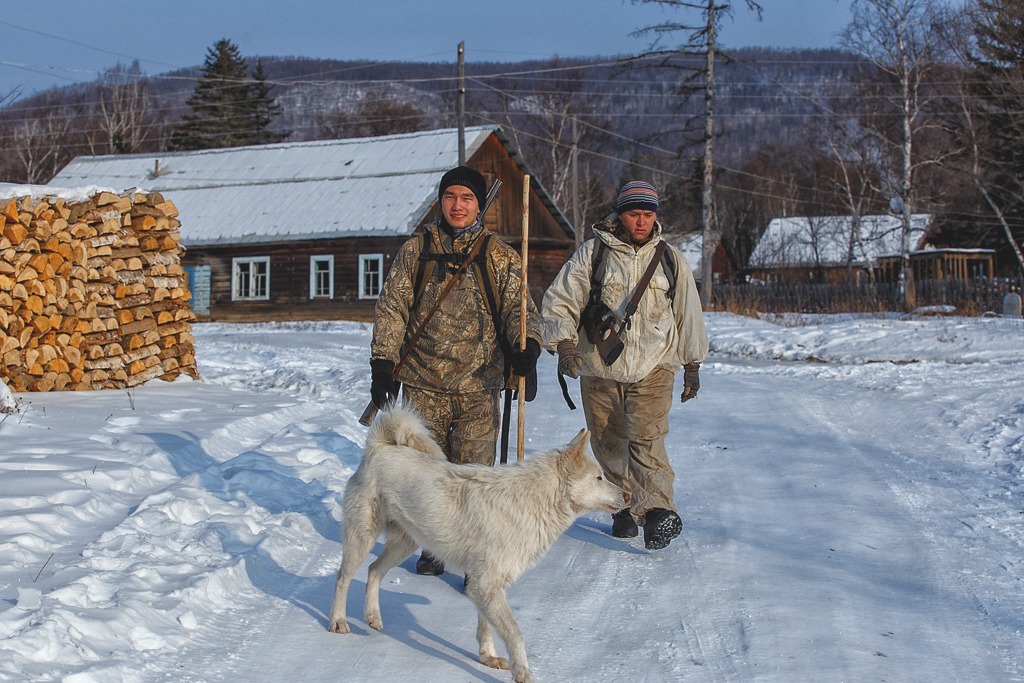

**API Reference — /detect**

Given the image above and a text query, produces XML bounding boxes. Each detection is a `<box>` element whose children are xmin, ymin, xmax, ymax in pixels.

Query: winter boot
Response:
<box><xmin>415</xmin><ymin>551</ymin><xmax>445</xmax><ymax>576</ymax></box>
<box><xmin>642</xmin><ymin>508</ymin><xmax>682</xmax><ymax>550</ymax></box>
<box><xmin>611</xmin><ymin>509</ymin><xmax>639</xmax><ymax>538</ymax></box>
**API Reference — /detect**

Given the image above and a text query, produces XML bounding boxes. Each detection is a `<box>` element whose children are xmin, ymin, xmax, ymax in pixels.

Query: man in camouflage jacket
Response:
<box><xmin>369</xmin><ymin>166</ymin><xmax>542</xmax><ymax>574</ymax></box>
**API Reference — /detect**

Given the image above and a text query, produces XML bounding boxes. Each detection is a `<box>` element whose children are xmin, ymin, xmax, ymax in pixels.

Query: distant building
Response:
<box><xmin>747</xmin><ymin>214</ymin><xmax>932</xmax><ymax>284</ymax></box>
<box><xmin>876</xmin><ymin>248</ymin><xmax>995</xmax><ymax>283</ymax></box>
<box><xmin>49</xmin><ymin>126</ymin><xmax>574</xmax><ymax>322</ymax></box>
<box><xmin>664</xmin><ymin>232</ymin><xmax>734</xmax><ymax>284</ymax></box>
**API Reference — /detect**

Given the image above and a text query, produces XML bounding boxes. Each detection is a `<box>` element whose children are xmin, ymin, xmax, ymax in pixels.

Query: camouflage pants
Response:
<box><xmin>580</xmin><ymin>366</ymin><xmax>677</xmax><ymax>523</ymax></box>
<box><xmin>402</xmin><ymin>385</ymin><xmax>501</xmax><ymax>465</ymax></box>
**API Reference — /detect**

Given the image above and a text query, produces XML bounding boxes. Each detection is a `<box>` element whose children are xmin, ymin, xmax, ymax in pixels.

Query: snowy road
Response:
<box><xmin>1</xmin><ymin>315</ymin><xmax>1022</xmax><ymax>682</ymax></box>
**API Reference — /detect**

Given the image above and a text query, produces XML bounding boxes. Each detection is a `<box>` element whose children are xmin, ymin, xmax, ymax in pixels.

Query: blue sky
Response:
<box><xmin>1</xmin><ymin>0</ymin><xmax>851</xmax><ymax>100</ymax></box>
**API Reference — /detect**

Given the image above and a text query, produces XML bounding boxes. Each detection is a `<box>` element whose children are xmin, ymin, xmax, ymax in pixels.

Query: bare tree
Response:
<box><xmin>7</xmin><ymin>92</ymin><xmax>84</xmax><ymax>184</ymax></box>
<box><xmin>813</xmin><ymin>91</ymin><xmax>889</xmax><ymax>283</ymax></box>
<box><xmin>97</xmin><ymin>61</ymin><xmax>153</xmax><ymax>154</ymax></box>
<box><xmin>319</xmin><ymin>90</ymin><xmax>430</xmax><ymax>139</ymax></box>
<box><xmin>630</xmin><ymin>0</ymin><xmax>762</xmax><ymax>305</ymax></box>
<box><xmin>841</xmin><ymin>0</ymin><xmax>944</xmax><ymax>306</ymax></box>
<box><xmin>488</xmin><ymin>60</ymin><xmax>613</xmax><ymax>229</ymax></box>
<box><xmin>935</xmin><ymin>0</ymin><xmax>1024</xmax><ymax>276</ymax></box>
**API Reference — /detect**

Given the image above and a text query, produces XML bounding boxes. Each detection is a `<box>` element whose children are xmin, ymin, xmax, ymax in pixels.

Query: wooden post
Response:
<box><xmin>457</xmin><ymin>42</ymin><xmax>466</xmax><ymax>166</ymax></box>
<box><xmin>517</xmin><ymin>175</ymin><xmax>530</xmax><ymax>461</ymax></box>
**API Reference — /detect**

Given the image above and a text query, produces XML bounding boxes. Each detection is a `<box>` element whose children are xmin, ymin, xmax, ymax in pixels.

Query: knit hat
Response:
<box><xmin>616</xmin><ymin>181</ymin><xmax>659</xmax><ymax>215</ymax></box>
<box><xmin>438</xmin><ymin>166</ymin><xmax>487</xmax><ymax>209</ymax></box>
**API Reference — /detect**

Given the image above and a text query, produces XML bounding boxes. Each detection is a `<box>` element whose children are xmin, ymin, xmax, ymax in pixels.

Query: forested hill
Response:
<box><xmin>173</xmin><ymin>48</ymin><xmax>862</xmax><ymax>165</ymax></box>
<box><xmin>0</xmin><ymin>47</ymin><xmax>861</xmax><ymax>179</ymax></box>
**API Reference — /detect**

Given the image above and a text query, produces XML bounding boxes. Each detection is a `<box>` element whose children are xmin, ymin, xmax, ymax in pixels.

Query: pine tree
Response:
<box><xmin>169</xmin><ymin>40</ymin><xmax>287</xmax><ymax>150</ymax></box>
<box><xmin>244</xmin><ymin>59</ymin><xmax>288</xmax><ymax>146</ymax></box>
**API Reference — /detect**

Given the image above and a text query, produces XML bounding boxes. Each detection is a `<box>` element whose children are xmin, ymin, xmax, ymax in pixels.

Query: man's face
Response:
<box><xmin>619</xmin><ymin>210</ymin><xmax>657</xmax><ymax>243</ymax></box>
<box><xmin>441</xmin><ymin>185</ymin><xmax>480</xmax><ymax>230</ymax></box>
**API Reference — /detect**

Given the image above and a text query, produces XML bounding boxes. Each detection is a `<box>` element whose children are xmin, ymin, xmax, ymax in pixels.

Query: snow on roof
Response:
<box><xmin>47</xmin><ymin>126</ymin><xmax>498</xmax><ymax>247</ymax></box>
<box><xmin>747</xmin><ymin>214</ymin><xmax>932</xmax><ymax>269</ymax></box>
<box><xmin>666</xmin><ymin>232</ymin><xmax>703</xmax><ymax>272</ymax></box>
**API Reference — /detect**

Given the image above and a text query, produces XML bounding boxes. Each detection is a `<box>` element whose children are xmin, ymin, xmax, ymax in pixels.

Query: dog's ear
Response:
<box><xmin>566</xmin><ymin>428</ymin><xmax>588</xmax><ymax>467</ymax></box>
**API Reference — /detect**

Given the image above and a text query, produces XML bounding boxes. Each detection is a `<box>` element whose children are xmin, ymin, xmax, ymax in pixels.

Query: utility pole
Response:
<box><xmin>699</xmin><ymin>0</ymin><xmax>716</xmax><ymax>308</ymax></box>
<box><xmin>572</xmin><ymin>117</ymin><xmax>581</xmax><ymax>249</ymax></box>
<box><xmin>457</xmin><ymin>41</ymin><xmax>466</xmax><ymax>165</ymax></box>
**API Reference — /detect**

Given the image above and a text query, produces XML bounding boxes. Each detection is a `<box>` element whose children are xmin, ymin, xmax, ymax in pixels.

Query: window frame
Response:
<box><xmin>231</xmin><ymin>256</ymin><xmax>271</xmax><ymax>301</ymax></box>
<box><xmin>359</xmin><ymin>253</ymin><xmax>384</xmax><ymax>300</ymax></box>
<box><xmin>309</xmin><ymin>254</ymin><xmax>335</xmax><ymax>300</ymax></box>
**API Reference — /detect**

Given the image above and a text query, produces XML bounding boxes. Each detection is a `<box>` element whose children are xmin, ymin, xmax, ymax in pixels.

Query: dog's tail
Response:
<box><xmin>365</xmin><ymin>403</ymin><xmax>445</xmax><ymax>459</ymax></box>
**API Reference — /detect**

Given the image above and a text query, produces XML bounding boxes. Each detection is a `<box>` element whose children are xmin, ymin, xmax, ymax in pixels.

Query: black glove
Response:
<box><xmin>370</xmin><ymin>359</ymin><xmax>401</xmax><ymax>409</ymax></box>
<box><xmin>680</xmin><ymin>362</ymin><xmax>700</xmax><ymax>403</ymax></box>
<box><xmin>508</xmin><ymin>338</ymin><xmax>541</xmax><ymax>377</ymax></box>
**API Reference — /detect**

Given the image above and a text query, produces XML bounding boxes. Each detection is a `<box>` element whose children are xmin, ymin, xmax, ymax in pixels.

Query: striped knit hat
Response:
<box><xmin>616</xmin><ymin>181</ymin><xmax>659</xmax><ymax>215</ymax></box>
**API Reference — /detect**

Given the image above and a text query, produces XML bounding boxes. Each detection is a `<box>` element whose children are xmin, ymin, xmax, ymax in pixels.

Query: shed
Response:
<box><xmin>746</xmin><ymin>214</ymin><xmax>931</xmax><ymax>284</ymax></box>
<box><xmin>49</xmin><ymin>126</ymin><xmax>574</xmax><ymax>322</ymax></box>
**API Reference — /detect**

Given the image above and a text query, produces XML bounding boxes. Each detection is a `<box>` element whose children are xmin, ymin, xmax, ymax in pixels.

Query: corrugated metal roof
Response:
<box><xmin>748</xmin><ymin>214</ymin><xmax>932</xmax><ymax>269</ymax></box>
<box><xmin>47</xmin><ymin>126</ymin><xmax>497</xmax><ymax>246</ymax></box>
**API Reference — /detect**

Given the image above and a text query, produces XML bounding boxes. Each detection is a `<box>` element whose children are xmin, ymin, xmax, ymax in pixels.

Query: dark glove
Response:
<box><xmin>370</xmin><ymin>359</ymin><xmax>401</xmax><ymax>409</ymax></box>
<box><xmin>556</xmin><ymin>339</ymin><xmax>582</xmax><ymax>379</ymax></box>
<box><xmin>680</xmin><ymin>362</ymin><xmax>700</xmax><ymax>403</ymax></box>
<box><xmin>508</xmin><ymin>338</ymin><xmax>541</xmax><ymax>377</ymax></box>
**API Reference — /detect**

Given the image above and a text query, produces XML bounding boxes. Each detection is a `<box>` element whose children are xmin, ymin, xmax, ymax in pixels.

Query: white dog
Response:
<box><xmin>328</xmin><ymin>404</ymin><xmax>627</xmax><ymax>683</ymax></box>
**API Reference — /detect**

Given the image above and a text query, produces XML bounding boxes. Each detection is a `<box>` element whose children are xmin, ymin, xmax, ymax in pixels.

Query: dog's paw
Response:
<box><xmin>479</xmin><ymin>654</ymin><xmax>510</xmax><ymax>670</ymax></box>
<box><xmin>327</xmin><ymin>620</ymin><xmax>350</xmax><ymax>634</ymax></box>
<box><xmin>511</xmin><ymin>664</ymin><xmax>533</xmax><ymax>683</ymax></box>
<box><xmin>365</xmin><ymin>611</ymin><xmax>383</xmax><ymax>630</ymax></box>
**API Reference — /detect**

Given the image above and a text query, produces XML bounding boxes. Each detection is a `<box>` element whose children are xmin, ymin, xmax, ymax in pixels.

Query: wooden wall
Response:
<box><xmin>182</xmin><ymin>236</ymin><xmax>405</xmax><ymax>322</ymax></box>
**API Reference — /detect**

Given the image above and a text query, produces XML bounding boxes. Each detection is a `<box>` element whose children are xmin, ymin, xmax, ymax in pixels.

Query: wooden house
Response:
<box><xmin>876</xmin><ymin>248</ymin><xmax>995</xmax><ymax>283</ymax></box>
<box><xmin>49</xmin><ymin>126</ymin><xmax>575</xmax><ymax>322</ymax></box>
<box><xmin>746</xmin><ymin>214</ymin><xmax>932</xmax><ymax>284</ymax></box>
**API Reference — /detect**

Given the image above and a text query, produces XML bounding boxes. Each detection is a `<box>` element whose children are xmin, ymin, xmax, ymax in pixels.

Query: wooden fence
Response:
<box><xmin>711</xmin><ymin>277</ymin><xmax>1024</xmax><ymax>315</ymax></box>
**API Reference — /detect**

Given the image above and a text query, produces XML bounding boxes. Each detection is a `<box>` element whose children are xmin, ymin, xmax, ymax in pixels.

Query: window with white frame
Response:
<box><xmin>359</xmin><ymin>254</ymin><xmax>384</xmax><ymax>299</ymax></box>
<box><xmin>232</xmin><ymin>256</ymin><xmax>270</xmax><ymax>301</ymax></box>
<box><xmin>310</xmin><ymin>255</ymin><xmax>334</xmax><ymax>299</ymax></box>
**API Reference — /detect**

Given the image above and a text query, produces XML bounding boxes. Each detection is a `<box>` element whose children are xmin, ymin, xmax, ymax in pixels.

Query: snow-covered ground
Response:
<box><xmin>1</xmin><ymin>313</ymin><xmax>1023</xmax><ymax>682</ymax></box>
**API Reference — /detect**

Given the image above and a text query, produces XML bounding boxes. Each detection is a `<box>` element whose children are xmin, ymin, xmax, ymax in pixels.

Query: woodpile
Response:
<box><xmin>0</xmin><ymin>190</ymin><xmax>199</xmax><ymax>392</ymax></box>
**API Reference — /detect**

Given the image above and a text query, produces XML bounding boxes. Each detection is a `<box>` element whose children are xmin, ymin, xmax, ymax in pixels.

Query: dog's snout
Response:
<box><xmin>623</xmin><ymin>491</ymin><xmax>631</xmax><ymax>505</ymax></box>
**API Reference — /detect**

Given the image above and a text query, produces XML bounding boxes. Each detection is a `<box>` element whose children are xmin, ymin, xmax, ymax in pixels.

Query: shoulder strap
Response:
<box><xmin>619</xmin><ymin>241</ymin><xmax>668</xmax><ymax>333</ymax></box>
<box><xmin>470</xmin><ymin>235</ymin><xmax>504</xmax><ymax>343</ymax></box>
<box><xmin>411</xmin><ymin>233</ymin><xmax>434</xmax><ymax>311</ymax></box>
<box><xmin>591</xmin><ymin>239</ymin><xmax>608</xmax><ymax>294</ymax></box>
<box><xmin>661</xmin><ymin>244</ymin><xmax>676</xmax><ymax>302</ymax></box>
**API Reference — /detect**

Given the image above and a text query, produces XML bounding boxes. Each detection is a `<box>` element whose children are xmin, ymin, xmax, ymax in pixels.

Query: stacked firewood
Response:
<box><xmin>0</xmin><ymin>190</ymin><xmax>199</xmax><ymax>392</ymax></box>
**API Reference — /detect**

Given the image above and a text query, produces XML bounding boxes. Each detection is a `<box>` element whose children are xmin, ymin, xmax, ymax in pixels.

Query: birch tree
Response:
<box><xmin>841</xmin><ymin>0</ymin><xmax>942</xmax><ymax>306</ymax></box>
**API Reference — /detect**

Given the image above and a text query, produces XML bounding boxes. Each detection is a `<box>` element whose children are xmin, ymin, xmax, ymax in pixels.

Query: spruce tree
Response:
<box><xmin>244</xmin><ymin>59</ymin><xmax>288</xmax><ymax>146</ymax></box>
<box><xmin>170</xmin><ymin>40</ymin><xmax>287</xmax><ymax>150</ymax></box>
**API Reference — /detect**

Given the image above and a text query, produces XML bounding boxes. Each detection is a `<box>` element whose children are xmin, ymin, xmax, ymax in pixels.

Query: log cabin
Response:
<box><xmin>50</xmin><ymin>126</ymin><xmax>575</xmax><ymax>322</ymax></box>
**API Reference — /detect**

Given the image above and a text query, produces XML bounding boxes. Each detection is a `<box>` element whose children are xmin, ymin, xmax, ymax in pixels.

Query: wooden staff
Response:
<box><xmin>517</xmin><ymin>175</ymin><xmax>530</xmax><ymax>461</ymax></box>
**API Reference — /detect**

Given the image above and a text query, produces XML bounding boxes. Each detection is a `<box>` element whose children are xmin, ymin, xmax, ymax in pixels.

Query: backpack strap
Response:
<box><xmin>470</xmin><ymin>234</ymin><xmax>503</xmax><ymax>342</ymax></box>
<box><xmin>591</xmin><ymin>239</ymin><xmax>609</xmax><ymax>297</ymax></box>
<box><xmin>578</xmin><ymin>239</ymin><xmax>608</xmax><ymax>331</ymax></box>
<box><xmin>411</xmin><ymin>233</ymin><xmax>434</xmax><ymax>310</ymax></box>
<box><xmin>661</xmin><ymin>244</ymin><xmax>676</xmax><ymax>302</ymax></box>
